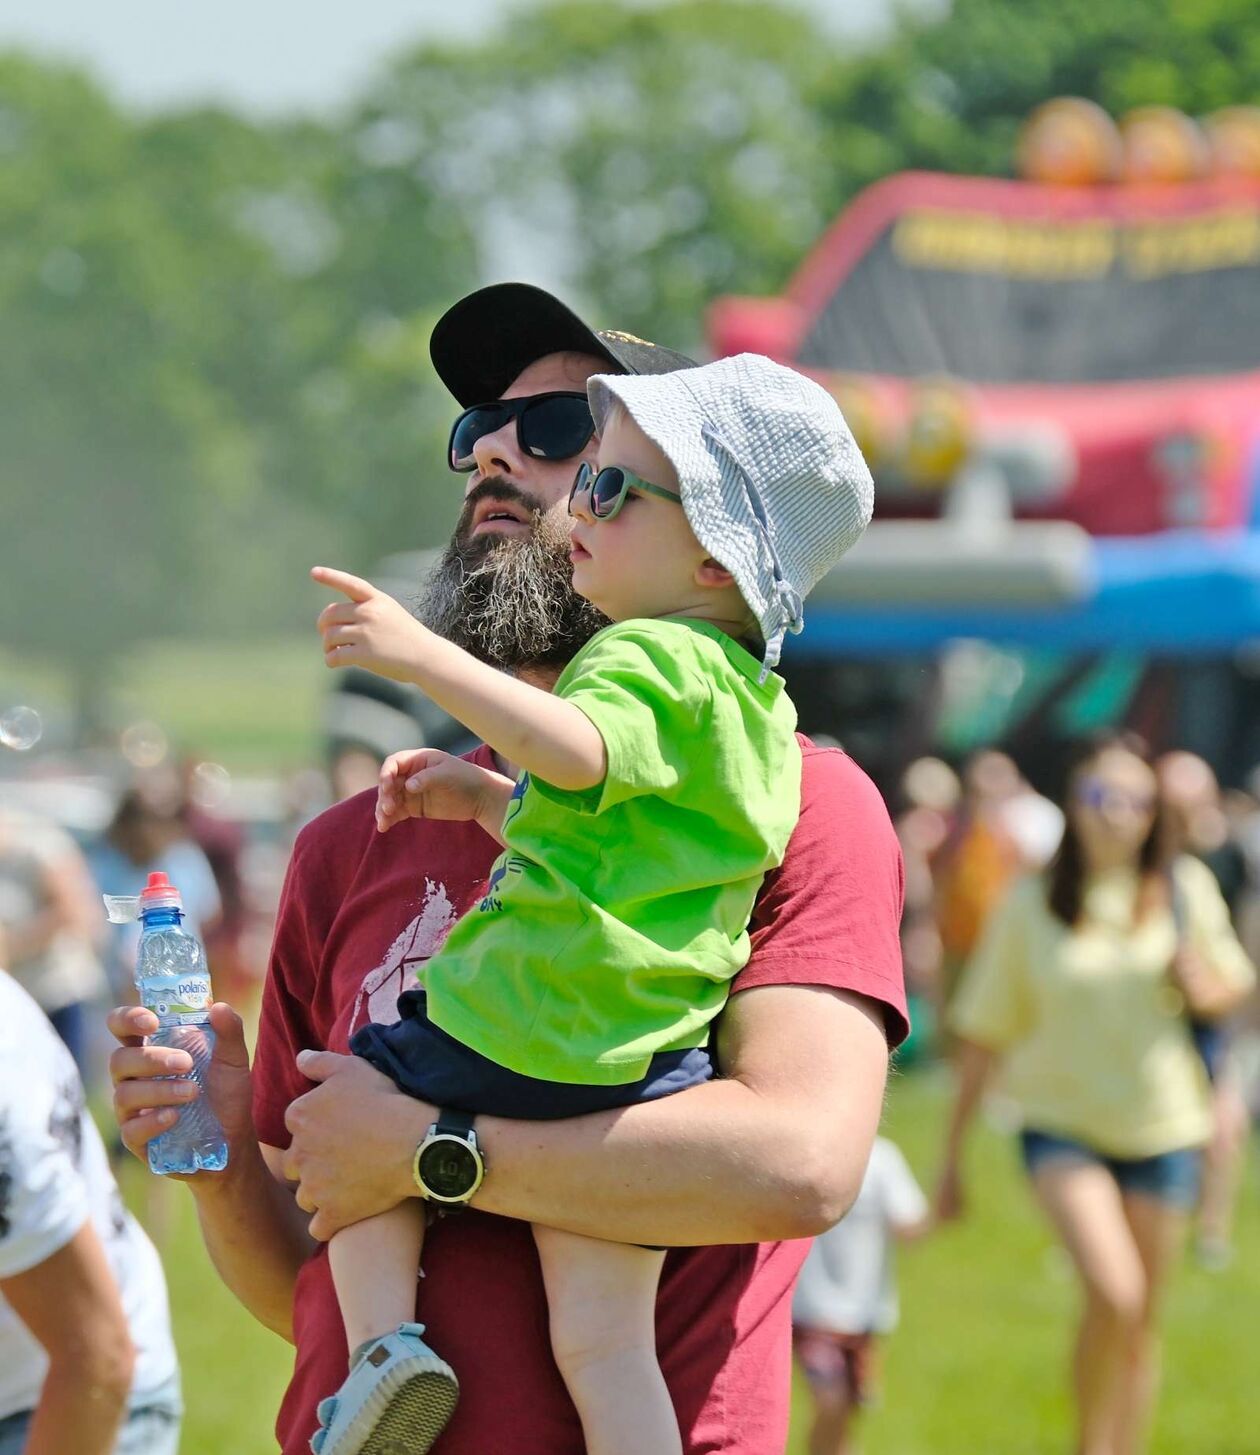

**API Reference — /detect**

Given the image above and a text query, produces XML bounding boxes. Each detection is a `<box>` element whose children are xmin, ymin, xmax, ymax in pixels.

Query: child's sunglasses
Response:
<box><xmin>447</xmin><ymin>392</ymin><xmax>594</xmax><ymax>473</ymax></box>
<box><xmin>568</xmin><ymin>461</ymin><xmax>681</xmax><ymax>521</ymax></box>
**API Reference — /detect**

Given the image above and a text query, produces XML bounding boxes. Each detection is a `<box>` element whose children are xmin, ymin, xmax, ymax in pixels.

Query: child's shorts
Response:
<box><xmin>350</xmin><ymin>987</ymin><xmax>713</xmax><ymax>1120</ymax></box>
<box><xmin>792</xmin><ymin>1326</ymin><xmax>877</xmax><ymax>1406</ymax></box>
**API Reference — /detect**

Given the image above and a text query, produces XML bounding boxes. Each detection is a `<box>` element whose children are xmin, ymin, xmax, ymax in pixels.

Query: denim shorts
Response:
<box><xmin>0</xmin><ymin>1370</ymin><xmax>182</xmax><ymax>1455</ymax></box>
<box><xmin>1020</xmin><ymin>1128</ymin><xmax>1203</xmax><ymax>1211</ymax></box>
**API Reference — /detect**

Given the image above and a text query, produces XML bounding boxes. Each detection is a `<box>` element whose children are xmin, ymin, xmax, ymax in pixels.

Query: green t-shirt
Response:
<box><xmin>426</xmin><ymin>617</ymin><xmax>802</xmax><ymax>1084</ymax></box>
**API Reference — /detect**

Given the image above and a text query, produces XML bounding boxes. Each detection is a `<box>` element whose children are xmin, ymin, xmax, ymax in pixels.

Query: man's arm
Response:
<box><xmin>108</xmin><ymin>1002</ymin><xmax>314</xmax><ymax>1342</ymax></box>
<box><xmin>478</xmin><ymin>982</ymin><xmax>889</xmax><ymax>1242</ymax></box>
<box><xmin>1</xmin><ymin>1222</ymin><xmax>136</xmax><ymax>1455</ymax></box>
<box><xmin>284</xmin><ymin>982</ymin><xmax>889</xmax><ymax>1245</ymax></box>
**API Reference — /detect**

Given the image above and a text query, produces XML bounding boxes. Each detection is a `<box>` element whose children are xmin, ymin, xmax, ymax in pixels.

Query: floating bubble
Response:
<box><xmin>120</xmin><ymin>720</ymin><xmax>169</xmax><ymax>769</ymax></box>
<box><xmin>0</xmin><ymin>705</ymin><xmax>42</xmax><ymax>751</ymax></box>
<box><xmin>189</xmin><ymin>761</ymin><xmax>231</xmax><ymax>811</ymax></box>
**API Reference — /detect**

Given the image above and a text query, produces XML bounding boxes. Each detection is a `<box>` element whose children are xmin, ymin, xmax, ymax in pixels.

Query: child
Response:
<box><xmin>792</xmin><ymin>1136</ymin><xmax>932</xmax><ymax>1455</ymax></box>
<box><xmin>307</xmin><ymin>353</ymin><xmax>873</xmax><ymax>1455</ymax></box>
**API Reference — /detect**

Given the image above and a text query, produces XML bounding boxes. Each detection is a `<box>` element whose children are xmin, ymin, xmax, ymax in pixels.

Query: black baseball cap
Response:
<box><xmin>429</xmin><ymin>282</ymin><xmax>697</xmax><ymax>407</ymax></box>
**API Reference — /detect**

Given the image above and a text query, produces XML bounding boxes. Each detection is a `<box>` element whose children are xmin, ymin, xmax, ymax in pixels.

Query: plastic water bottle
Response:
<box><xmin>104</xmin><ymin>871</ymin><xmax>229</xmax><ymax>1175</ymax></box>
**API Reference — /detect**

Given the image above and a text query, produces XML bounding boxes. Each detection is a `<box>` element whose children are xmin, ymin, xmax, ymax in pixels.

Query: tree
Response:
<box><xmin>0</xmin><ymin>54</ymin><xmax>472</xmax><ymax>735</ymax></box>
<box><xmin>343</xmin><ymin>2</ymin><xmax>841</xmax><ymax>355</ymax></box>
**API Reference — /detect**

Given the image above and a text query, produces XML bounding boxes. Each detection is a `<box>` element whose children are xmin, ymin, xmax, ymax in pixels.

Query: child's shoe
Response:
<box><xmin>310</xmin><ymin>1322</ymin><xmax>459</xmax><ymax>1455</ymax></box>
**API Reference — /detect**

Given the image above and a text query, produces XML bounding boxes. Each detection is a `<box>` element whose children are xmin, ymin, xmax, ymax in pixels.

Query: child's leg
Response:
<box><xmin>533</xmin><ymin>1224</ymin><xmax>681</xmax><ymax>1455</ymax></box>
<box><xmin>315</xmin><ymin>1204</ymin><xmax>458</xmax><ymax>1455</ymax></box>
<box><xmin>329</xmin><ymin>1203</ymin><xmax>426</xmax><ymax>1353</ymax></box>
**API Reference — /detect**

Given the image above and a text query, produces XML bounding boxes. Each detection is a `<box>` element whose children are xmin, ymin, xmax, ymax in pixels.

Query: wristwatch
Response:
<box><xmin>412</xmin><ymin>1109</ymin><xmax>485</xmax><ymax>1209</ymax></box>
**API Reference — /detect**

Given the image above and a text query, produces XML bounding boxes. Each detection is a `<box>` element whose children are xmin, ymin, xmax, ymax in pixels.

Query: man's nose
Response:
<box><xmin>469</xmin><ymin>415</ymin><xmax>526</xmax><ymax>482</ymax></box>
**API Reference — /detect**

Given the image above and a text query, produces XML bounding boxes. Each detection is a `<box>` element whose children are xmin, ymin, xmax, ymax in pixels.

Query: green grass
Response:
<box><xmin>0</xmin><ymin>637</ymin><xmax>324</xmax><ymax>771</ymax></box>
<box><xmin>115</xmin><ymin>1070</ymin><xmax>1258</xmax><ymax>1454</ymax></box>
<box><xmin>790</xmin><ymin>1067</ymin><xmax>1260</xmax><ymax>1455</ymax></box>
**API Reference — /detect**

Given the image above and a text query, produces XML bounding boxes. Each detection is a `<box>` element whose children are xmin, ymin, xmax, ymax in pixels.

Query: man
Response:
<box><xmin>108</xmin><ymin>283</ymin><xmax>907</xmax><ymax>1454</ymax></box>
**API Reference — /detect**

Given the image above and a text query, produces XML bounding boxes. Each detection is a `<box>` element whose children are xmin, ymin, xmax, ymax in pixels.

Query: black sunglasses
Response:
<box><xmin>568</xmin><ymin>461</ymin><xmax>682</xmax><ymax>521</ymax></box>
<box><xmin>447</xmin><ymin>392</ymin><xmax>594</xmax><ymax>473</ymax></box>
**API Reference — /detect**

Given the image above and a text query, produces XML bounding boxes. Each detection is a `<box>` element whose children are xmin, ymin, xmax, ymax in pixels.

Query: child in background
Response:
<box><xmin>308</xmin><ymin>353</ymin><xmax>873</xmax><ymax>1455</ymax></box>
<box><xmin>792</xmin><ymin>1136</ymin><xmax>932</xmax><ymax>1455</ymax></box>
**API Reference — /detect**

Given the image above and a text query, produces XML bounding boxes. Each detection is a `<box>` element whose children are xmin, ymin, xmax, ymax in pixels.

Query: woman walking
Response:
<box><xmin>936</xmin><ymin>733</ymin><xmax>1254</xmax><ymax>1455</ymax></box>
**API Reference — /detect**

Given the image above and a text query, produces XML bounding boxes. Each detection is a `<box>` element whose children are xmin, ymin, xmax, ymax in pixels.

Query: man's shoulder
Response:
<box><xmin>292</xmin><ymin>788</ymin><xmax>377</xmax><ymax>857</ymax></box>
<box><xmin>797</xmin><ymin>742</ymin><xmax>896</xmax><ymax>843</ymax></box>
<box><xmin>292</xmin><ymin>747</ymin><xmax>497</xmax><ymax>860</ymax></box>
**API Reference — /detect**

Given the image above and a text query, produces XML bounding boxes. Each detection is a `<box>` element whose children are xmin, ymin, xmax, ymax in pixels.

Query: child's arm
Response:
<box><xmin>312</xmin><ymin>567</ymin><xmax>607</xmax><ymax>791</ymax></box>
<box><xmin>377</xmin><ymin>749</ymin><xmax>515</xmax><ymax>845</ymax></box>
<box><xmin>891</xmin><ymin>1211</ymin><xmax>935</xmax><ymax>1243</ymax></box>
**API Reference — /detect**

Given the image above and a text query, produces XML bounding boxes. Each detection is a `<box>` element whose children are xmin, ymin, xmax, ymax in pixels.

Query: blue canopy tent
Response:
<box><xmin>790</xmin><ymin>532</ymin><xmax>1260</xmax><ymax>658</ymax></box>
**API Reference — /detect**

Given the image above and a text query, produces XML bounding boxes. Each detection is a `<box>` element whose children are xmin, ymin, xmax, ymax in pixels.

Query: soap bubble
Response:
<box><xmin>0</xmin><ymin>705</ymin><xmax>42</xmax><ymax>751</ymax></box>
<box><xmin>120</xmin><ymin>720</ymin><xmax>168</xmax><ymax>769</ymax></box>
<box><xmin>189</xmin><ymin>761</ymin><xmax>231</xmax><ymax>810</ymax></box>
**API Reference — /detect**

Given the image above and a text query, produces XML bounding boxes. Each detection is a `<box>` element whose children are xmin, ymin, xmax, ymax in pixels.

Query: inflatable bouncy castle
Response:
<box><xmin>708</xmin><ymin>101</ymin><xmax>1260</xmax><ymax>789</ymax></box>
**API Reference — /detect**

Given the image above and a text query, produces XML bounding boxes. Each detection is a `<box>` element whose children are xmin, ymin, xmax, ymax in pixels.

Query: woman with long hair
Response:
<box><xmin>935</xmin><ymin>732</ymin><xmax>1254</xmax><ymax>1455</ymax></box>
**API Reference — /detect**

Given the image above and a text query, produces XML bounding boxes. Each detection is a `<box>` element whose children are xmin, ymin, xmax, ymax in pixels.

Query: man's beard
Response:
<box><xmin>418</xmin><ymin>477</ymin><xmax>608</xmax><ymax>673</ymax></box>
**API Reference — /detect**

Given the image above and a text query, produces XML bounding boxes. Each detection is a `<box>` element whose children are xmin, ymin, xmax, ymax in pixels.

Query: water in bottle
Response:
<box><xmin>104</xmin><ymin>871</ymin><xmax>229</xmax><ymax>1175</ymax></box>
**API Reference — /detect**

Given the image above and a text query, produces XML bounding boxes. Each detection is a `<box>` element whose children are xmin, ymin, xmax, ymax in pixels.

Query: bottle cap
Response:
<box><xmin>102</xmin><ymin>870</ymin><xmax>184</xmax><ymax>924</ymax></box>
<box><xmin>140</xmin><ymin>871</ymin><xmax>183</xmax><ymax>911</ymax></box>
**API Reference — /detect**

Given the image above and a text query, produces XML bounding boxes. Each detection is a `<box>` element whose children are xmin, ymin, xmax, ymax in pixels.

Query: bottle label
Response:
<box><xmin>140</xmin><ymin>975</ymin><xmax>211</xmax><ymax>1023</ymax></box>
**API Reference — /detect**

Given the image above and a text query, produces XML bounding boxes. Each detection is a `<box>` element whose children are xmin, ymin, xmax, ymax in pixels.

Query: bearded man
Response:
<box><xmin>106</xmin><ymin>283</ymin><xmax>907</xmax><ymax>1455</ymax></box>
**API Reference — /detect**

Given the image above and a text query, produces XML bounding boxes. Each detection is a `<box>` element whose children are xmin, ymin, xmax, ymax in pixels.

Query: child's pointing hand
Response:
<box><xmin>312</xmin><ymin>566</ymin><xmax>432</xmax><ymax>683</ymax></box>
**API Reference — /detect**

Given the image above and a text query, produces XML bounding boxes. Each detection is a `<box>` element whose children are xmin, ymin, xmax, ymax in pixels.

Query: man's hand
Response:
<box><xmin>312</xmin><ymin>566</ymin><xmax>433</xmax><ymax>683</ymax></box>
<box><xmin>107</xmin><ymin>1001</ymin><xmax>254</xmax><ymax>1175</ymax></box>
<box><xmin>377</xmin><ymin>748</ymin><xmax>514</xmax><ymax>841</ymax></box>
<box><xmin>283</xmin><ymin>1050</ymin><xmax>429</xmax><ymax>1241</ymax></box>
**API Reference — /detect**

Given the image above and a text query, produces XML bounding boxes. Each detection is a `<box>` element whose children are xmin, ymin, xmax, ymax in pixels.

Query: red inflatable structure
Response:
<box><xmin>704</xmin><ymin>104</ymin><xmax>1260</xmax><ymax>788</ymax></box>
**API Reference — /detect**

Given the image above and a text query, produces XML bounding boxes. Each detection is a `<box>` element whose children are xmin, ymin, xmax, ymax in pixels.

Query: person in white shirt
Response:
<box><xmin>0</xmin><ymin>968</ymin><xmax>181</xmax><ymax>1455</ymax></box>
<box><xmin>792</xmin><ymin>1136</ymin><xmax>931</xmax><ymax>1455</ymax></box>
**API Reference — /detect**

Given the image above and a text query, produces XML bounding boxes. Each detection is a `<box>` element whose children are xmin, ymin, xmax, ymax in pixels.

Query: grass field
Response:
<box><xmin>0</xmin><ymin>638</ymin><xmax>325</xmax><ymax>770</ymax></box>
<box><xmin>15</xmin><ymin>639</ymin><xmax>1257</xmax><ymax>1449</ymax></box>
<box><xmin>120</xmin><ymin>1067</ymin><xmax>1259</xmax><ymax>1455</ymax></box>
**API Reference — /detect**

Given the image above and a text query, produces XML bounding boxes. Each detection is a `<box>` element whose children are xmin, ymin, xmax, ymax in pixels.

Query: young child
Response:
<box><xmin>792</xmin><ymin>1136</ymin><xmax>932</xmax><ymax>1455</ymax></box>
<box><xmin>307</xmin><ymin>353</ymin><xmax>874</xmax><ymax>1455</ymax></box>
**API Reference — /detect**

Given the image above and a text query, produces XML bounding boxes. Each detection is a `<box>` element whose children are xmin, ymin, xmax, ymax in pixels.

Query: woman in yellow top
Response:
<box><xmin>935</xmin><ymin>732</ymin><xmax>1254</xmax><ymax>1455</ymax></box>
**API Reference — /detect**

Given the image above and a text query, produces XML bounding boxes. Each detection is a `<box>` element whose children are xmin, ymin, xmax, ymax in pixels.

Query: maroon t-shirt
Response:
<box><xmin>253</xmin><ymin>741</ymin><xmax>906</xmax><ymax>1455</ymax></box>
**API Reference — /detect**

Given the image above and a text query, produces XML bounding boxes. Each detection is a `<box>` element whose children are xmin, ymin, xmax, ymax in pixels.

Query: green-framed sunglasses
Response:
<box><xmin>568</xmin><ymin>461</ymin><xmax>681</xmax><ymax>521</ymax></box>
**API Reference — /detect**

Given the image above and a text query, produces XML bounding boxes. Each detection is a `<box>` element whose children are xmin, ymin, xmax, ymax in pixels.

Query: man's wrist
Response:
<box><xmin>411</xmin><ymin>1109</ymin><xmax>485</xmax><ymax>1206</ymax></box>
<box><xmin>396</xmin><ymin>1102</ymin><xmax>438</xmax><ymax>1203</ymax></box>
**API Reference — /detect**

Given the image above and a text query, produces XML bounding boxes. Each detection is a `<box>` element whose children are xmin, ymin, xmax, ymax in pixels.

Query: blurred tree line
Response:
<box><xmin>2</xmin><ymin>0</ymin><xmax>1259</xmax><ymax>732</ymax></box>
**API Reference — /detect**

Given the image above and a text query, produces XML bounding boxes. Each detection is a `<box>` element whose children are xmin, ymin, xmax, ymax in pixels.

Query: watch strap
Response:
<box><xmin>414</xmin><ymin>1109</ymin><xmax>483</xmax><ymax>1214</ymax></box>
<box><xmin>434</xmin><ymin>1108</ymin><xmax>476</xmax><ymax>1138</ymax></box>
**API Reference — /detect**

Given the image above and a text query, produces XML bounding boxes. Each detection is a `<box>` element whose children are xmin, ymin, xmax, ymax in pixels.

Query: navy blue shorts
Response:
<box><xmin>350</xmin><ymin>988</ymin><xmax>713</xmax><ymax>1120</ymax></box>
<box><xmin>1020</xmin><ymin>1129</ymin><xmax>1203</xmax><ymax>1210</ymax></box>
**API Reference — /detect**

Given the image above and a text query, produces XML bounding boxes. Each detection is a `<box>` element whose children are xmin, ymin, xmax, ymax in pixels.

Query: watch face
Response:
<box><xmin>417</xmin><ymin>1136</ymin><xmax>478</xmax><ymax>1201</ymax></box>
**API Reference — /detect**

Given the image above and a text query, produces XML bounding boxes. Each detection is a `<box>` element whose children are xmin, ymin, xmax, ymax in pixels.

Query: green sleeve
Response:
<box><xmin>538</xmin><ymin>625</ymin><xmax>713</xmax><ymax>816</ymax></box>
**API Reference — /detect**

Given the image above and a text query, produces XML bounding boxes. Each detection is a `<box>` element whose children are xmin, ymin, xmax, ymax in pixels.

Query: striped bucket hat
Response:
<box><xmin>587</xmin><ymin>353</ymin><xmax>874</xmax><ymax>675</ymax></box>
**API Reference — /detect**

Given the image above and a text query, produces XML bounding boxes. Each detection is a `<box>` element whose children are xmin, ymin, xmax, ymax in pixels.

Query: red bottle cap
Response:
<box><xmin>139</xmin><ymin>871</ymin><xmax>183</xmax><ymax>911</ymax></box>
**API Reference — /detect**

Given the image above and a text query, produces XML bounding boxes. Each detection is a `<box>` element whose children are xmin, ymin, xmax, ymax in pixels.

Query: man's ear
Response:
<box><xmin>695</xmin><ymin>557</ymin><xmax>735</xmax><ymax>589</ymax></box>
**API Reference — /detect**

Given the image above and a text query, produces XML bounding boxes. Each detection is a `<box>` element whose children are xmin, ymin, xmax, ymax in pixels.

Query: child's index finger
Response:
<box><xmin>310</xmin><ymin>565</ymin><xmax>377</xmax><ymax>602</ymax></box>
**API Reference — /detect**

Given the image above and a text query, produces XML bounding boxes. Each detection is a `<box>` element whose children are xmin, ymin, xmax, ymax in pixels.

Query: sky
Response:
<box><xmin>0</xmin><ymin>0</ymin><xmax>903</xmax><ymax>116</ymax></box>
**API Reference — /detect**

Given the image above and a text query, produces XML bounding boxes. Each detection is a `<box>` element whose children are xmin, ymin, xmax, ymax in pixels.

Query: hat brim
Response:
<box><xmin>430</xmin><ymin>282</ymin><xmax>695</xmax><ymax>407</ymax></box>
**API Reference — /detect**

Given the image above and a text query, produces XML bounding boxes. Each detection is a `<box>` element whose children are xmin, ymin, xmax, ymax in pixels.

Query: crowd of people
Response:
<box><xmin>0</xmin><ymin>277</ymin><xmax>1255</xmax><ymax>1455</ymax></box>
